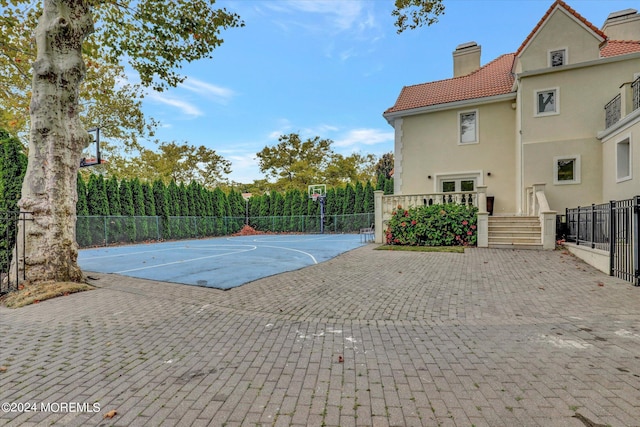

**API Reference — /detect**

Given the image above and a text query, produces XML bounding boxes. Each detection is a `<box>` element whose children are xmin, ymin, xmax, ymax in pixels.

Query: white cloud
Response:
<box><xmin>180</xmin><ymin>78</ymin><xmax>236</xmax><ymax>104</ymax></box>
<box><xmin>334</xmin><ymin>128</ymin><xmax>394</xmax><ymax>148</ymax></box>
<box><xmin>225</xmin><ymin>152</ymin><xmax>262</xmax><ymax>183</ymax></box>
<box><xmin>146</xmin><ymin>92</ymin><xmax>203</xmax><ymax>118</ymax></box>
<box><xmin>263</xmin><ymin>0</ymin><xmax>374</xmax><ymax>34</ymax></box>
<box><xmin>301</xmin><ymin>124</ymin><xmax>339</xmax><ymax>135</ymax></box>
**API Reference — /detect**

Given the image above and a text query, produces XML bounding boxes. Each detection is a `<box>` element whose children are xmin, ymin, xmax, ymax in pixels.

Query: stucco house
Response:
<box><xmin>379</xmin><ymin>0</ymin><xmax>640</xmax><ymax>252</ymax></box>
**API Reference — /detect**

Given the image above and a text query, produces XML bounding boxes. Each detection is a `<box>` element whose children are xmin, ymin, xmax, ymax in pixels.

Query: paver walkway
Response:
<box><xmin>1</xmin><ymin>246</ymin><xmax>639</xmax><ymax>427</ymax></box>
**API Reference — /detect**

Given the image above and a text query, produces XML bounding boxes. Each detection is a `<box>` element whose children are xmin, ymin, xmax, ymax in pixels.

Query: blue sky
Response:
<box><xmin>138</xmin><ymin>0</ymin><xmax>634</xmax><ymax>183</ymax></box>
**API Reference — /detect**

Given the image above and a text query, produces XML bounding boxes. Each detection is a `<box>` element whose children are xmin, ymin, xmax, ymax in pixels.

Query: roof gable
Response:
<box><xmin>384</xmin><ymin>53</ymin><xmax>515</xmax><ymax>115</ymax></box>
<box><xmin>516</xmin><ymin>0</ymin><xmax>606</xmax><ymax>58</ymax></box>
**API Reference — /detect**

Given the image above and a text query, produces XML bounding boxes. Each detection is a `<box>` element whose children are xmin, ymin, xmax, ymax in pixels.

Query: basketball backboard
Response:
<box><xmin>80</xmin><ymin>127</ymin><xmax>102</xmax><ymax>168</ymax></box>
<box><xmin>308</xmin><ymin>184</ymin><xmax>327</xmax><ymax>200</ymax></box>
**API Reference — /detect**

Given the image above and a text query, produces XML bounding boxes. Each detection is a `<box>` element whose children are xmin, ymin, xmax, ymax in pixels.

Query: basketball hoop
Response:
<box><xmin>308</xmin><ymin>183</ymin><xmax>327</xmax><ymax>234</ymax></box>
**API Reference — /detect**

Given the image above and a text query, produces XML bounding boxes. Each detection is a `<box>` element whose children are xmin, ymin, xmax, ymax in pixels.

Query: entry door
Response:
<box><xmin>441</xmin><ymin>178</ymin><xmax>476</xmax><ymax>193</ymax></box>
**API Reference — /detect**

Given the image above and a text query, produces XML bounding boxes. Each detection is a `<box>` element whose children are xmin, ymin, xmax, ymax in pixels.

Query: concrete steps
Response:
<box><xmin>488</xmin><ymin>216</ymin><xmax>542</xmax><ymax>249</ymax></box>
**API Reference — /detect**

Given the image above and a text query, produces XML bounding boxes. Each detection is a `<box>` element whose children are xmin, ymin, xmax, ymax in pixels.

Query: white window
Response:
<box><xmin>459</xmin><ymin>110</ymin><xmax>478</xmax><ymax>144</ymax></box>
<box><xmin>535</xmin><ymin>88</ymin><xmax>559</xmax><ymax>116</ymax></box>
<box><xmin>549</xmin><ymin>48</ymin><xmax>567</xmax><ymax>67</ymax></box>
<box><xmin>435</xmin><ymin>171</ymin><xmax>483</xmax><ymax>193</ymax></box>
<box><xmin>441</xmin><ymin>179</ymin><xmax>476</xmax><ymax>192</ymax></box>
<box><xmin>616</xmin><ymin>136</ymin><xmax>632</xmax><ymax>182</ymax></box>
<box><xmin>554</xmin><ymin>155</ymin><xmax>581</xmax><ymax>185</ymax></box>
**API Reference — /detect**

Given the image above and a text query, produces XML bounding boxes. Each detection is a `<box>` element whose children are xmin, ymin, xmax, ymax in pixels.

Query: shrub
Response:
<box><xmin>386</xmin><ymin>203</ymin><xmax>478</xmax><ymax>246</ymax></box>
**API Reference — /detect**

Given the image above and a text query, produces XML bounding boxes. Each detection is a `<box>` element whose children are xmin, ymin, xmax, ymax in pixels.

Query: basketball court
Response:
<box><xmin>77</xmin><ymin>233</ymin><xmax>366</xmax><ymax>289</ymax></box>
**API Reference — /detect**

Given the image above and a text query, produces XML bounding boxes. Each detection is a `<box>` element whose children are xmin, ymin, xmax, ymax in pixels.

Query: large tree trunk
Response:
<box><xmin>10</xmin><ymin>0</ymin><xmax>94</xmax><ymax>284</ymax></box>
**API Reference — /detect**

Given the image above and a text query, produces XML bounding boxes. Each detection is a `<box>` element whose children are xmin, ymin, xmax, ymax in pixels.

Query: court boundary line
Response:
<box><xmin>258</xmin><ymin>244</ymin><xmax>318</xmax><ymax>264</ymax></box>
<box><xmin>115</xmin><ymin>246</ymin><xmax>258</xmax><ymax>274</ymax></box>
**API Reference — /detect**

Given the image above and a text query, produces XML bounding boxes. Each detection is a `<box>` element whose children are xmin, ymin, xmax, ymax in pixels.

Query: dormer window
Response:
<box><xmin>549</xmin><ymin>48</ymin><xmax>567</xmax><ymax>67</ymax></box>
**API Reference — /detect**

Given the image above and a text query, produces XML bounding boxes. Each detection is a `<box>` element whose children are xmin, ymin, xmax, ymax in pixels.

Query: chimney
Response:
<box><xmin>602</xmin><ymin>9</ymin><xmax>640</xmax><ymax>40</ymax></box>
<box><xmin>453</xmin><ymin>42</ymin><xmax>481</xmax><ymax>78</ymax></box>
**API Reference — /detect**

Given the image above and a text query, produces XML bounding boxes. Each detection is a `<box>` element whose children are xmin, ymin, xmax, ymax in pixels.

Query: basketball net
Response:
<box><xmin>312</xmin><ymin>193</ymin><xmax>320</xmax><ymax>202</ymax></box>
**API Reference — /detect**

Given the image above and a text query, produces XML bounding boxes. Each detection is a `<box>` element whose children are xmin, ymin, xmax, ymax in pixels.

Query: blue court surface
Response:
<box><xmin>78</xmin><ymin>234</ymin><xmax>365</xmax><ymax>290</ymax></box>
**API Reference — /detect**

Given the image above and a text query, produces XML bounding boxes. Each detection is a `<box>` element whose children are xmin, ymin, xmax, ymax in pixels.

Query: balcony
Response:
<box><xmin>604</xmin><ymin>76</ymin><xmax>640</xmax><ymax>129</ymax></box>
<box><xmin>604</xmin><ymin>94</ymin><xmax>621</xmax><ymax>128</ymax></box>
<box><xmin>634</xmin><ymin>76</ymin><xmax>640</xmax><ymax>111</ymax></box>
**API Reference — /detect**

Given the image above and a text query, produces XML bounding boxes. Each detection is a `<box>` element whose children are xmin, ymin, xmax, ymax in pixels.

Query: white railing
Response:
<box><xmin>381</xmin><ymin>191</ymin><xmax>477</xmax><ymax>217</ymax></box>
<box><xmin>374</xmin><ymin>187</ymin><xmax>488</xmax><ymax>244</ymax></box>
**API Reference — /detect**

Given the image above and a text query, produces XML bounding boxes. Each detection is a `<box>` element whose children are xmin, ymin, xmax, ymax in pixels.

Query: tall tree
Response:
<box><xmin>374</xmin><ymin>152</ymin><xmax>394</xmax><ymax>179</ymax></box>
<box><xmin>342</xmin><ymin>183</ymin><xmax>356</xmax><ymax>215</ymax></box>
<box><xmin>0</xmin><ymin>129</ymin><xmax>27</xmax><ymax>213</ymax></box>
<box><xmin>384</xmin><ymin>178</ymin><xmax>395</xmax><ymax>195</ymax></box>
<box><xmin>119</xmin><ymin>178</ymin><xmax>136</xmax><ymax>241</ymax></box>
<box><xmin>324</xmin><ymin>152</ymin><xmax>376</xmax><ymax>186</ymax></box>
<box><xmin>86</xmin><ymin>174</ymin><xmax>109</xmax><ymax>216</ymax></box>
<box><xmin>131</xmin><ymin>178</ymin><xmax>146</xmax><ymax>216</ymax></box>
<box><xmin>0</xmin><ymin>3</ymin><xmax>155</xmax><ymax>150</ymax></box>
<box><xmin>0</xmin><ymin>129</ymin><xmax>27</xmax><ymax>270</ymax></box>
<box><xmin>119</xmin><ymin>179</ymin><xmax>134</xmax><ymax>217</ymax></box>
<box><xmin>152</xmin><ymin>180</ymin><xmax>168</xmax><ymax>218</ymax></box>
<box><xmin>256</xmin><ymin>133</ymin><xmax>333</xmax><ymax>190</ymax></box>
<box><xmin>392</xmin><ymin>0</ymin><xmax>445</xmax><ymax>33</ymax></box>
<box><xmin>75</xmin><ymin>174</ymin><xmax>90</xmax><ymax>247</ymax></box>
<box><xmin>11</xmin><ymin>0</ymin><xmax>243</xmax><ymax>284</ymax></box>
<box><xmin>105</xmin><ymin>176</ymin><xmax>122</xmax><ymax>216</ymax></box>
<box><xmin>354</xmin><ymin>181</ymin><xmax>365</xmax><ymax>214</ymax></box>
<box><xmin>110</xmin><ymin>141</ymin><xmax>231</xmax><ymax>187</ymax></box>
<box><xmin>363</xmin><ymin>180</ymin><xmax>375</xmax><ymax>213</ymax></box>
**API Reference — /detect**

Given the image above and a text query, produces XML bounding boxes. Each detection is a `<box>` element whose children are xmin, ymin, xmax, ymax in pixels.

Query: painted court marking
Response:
<box><xmin>115</xmin><ymin>245</ymin><xmax>258</xmax><ymax>274</ymax></box>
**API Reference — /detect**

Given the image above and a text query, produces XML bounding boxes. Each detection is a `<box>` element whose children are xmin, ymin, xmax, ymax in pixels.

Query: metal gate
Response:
<box><xmin>610</xmin><ymin>196</ymin><xmax>640</xmax><ymax>286</ymax></box>
<box><xmin>0</xmin><ymin>211</ymin><xmax>29</xmax><ymax>294</ymax></box>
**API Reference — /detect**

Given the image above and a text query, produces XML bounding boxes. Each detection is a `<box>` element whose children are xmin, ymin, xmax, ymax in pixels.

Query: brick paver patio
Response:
<box><xmin>1</xmin><ymin>246</ymin><xmax>639</xmax><ymax>426</ymax></box>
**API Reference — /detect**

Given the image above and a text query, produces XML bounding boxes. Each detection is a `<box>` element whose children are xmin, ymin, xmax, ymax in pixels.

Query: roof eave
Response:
<box><xmin>383</xmin><ymin>92</ymin><xmax>517</xmax><ymax>126</ymax></box>
<box><xmin>516</xmin><ymin>51</ymin><xmax>640</xmax><ymax>79</ymax></box>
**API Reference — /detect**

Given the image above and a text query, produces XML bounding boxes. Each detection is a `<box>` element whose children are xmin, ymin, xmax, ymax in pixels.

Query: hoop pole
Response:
<box><xmin>319</xmin><ymin>196</ymin><xmax>325</xmax><ymax>234</ymax></box>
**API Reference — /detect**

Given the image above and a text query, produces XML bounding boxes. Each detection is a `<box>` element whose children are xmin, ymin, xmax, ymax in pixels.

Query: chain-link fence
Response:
<box><xmin>77</xmin><ymin>213</ymin><xmax>374</xmax><ymax>247</ymax></box>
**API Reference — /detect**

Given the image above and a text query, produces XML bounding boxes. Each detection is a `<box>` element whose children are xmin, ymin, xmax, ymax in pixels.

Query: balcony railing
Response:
<box><xmin>633</xmin><ymin>76</ymin><xmax>640</xmax><ymax>112</ymax></box>
<box><xmin>605</xmin><ymin>94</ymin><xmax>621</xmax><ymax>128</ymax></box>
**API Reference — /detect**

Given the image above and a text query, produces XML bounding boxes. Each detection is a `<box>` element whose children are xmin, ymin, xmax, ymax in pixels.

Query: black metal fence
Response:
<box><xmin>563</xmin><ymin>203</ymin><xmax>610</xmax><ymax>251</ymax></box>
<box><xmin>0</xmin><ymin>211</ymin><xmax>29</xmax><ymax>295</ymax></box>
<box><xmin>559</xmin><ymin>197</ymin><xmax>639</xmax><ymax>285</ymax></box>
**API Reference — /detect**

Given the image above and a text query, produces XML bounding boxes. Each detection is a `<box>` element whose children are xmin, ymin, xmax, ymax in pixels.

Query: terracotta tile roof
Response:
<box><xmin>516</xmin><ymin>0</ymin><xmax>607</xmax><ymax>57</ymax></box>
<box><xmin>384</xmin><ymin>53</ymin><xmax>515</xmax><ymax>115</ymax></box>
<box><xmin>600</xmin><ymin>40</ymin><xmax>640</xmax><ymax>57</ymax></box>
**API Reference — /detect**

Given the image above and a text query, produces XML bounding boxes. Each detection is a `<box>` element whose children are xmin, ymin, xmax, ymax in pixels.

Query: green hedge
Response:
<box><xmin>386</xmin><ymin>204</ymin><xmax>478</xmax><ymax>246</ymax></box>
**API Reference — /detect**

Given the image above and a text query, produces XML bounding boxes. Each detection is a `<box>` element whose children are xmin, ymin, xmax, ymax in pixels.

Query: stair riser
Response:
<box><xmin>488</xmin><ymin>216</ymin><xmax>542</xmax><ymax>247</ymax></box>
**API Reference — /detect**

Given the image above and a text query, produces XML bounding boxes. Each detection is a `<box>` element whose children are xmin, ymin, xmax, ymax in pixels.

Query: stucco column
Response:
<box><xmin>541</xmin><ymin>211</ymin><xmax>557</xmax><ymax>250</ymax></box>
<box><xmin>374</xmin><ymin>190</ymin><xmax>384</xmax><ymax>244</ymax></box>
<box><xmin>531</xmin><ymin>183</ymin><xmax>556</xmax><ymax>250</ymax></box>
<box><xmin>476</xmin><ymin>186</ymin><xmax>488</xmax><ymax>248</ymax></box>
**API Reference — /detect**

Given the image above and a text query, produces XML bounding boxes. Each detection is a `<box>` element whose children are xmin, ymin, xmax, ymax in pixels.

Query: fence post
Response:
<box><xmin>21</xmin><ymin>212</ymin><xmax>26</xmax><ymax>283</ymax></box>
<box><xmin>576</xmin><ymin>207</ymin><xmax>581</xmax><ymax>246</ymax></box>
<box><xmin>374</xmin><ymin>191</ymin><xmax>384</xmax><ymax>243</ymax></box>
<box><xmin>634</xmin><ymin>196</ymin><xmax>639</xmax><ymax>286</ymax></box>
<box><xmin>610</xmin><ymin>201</ymin><xmax>616</xmax><ymax>276</ymax></box>
<box><xmin>591</xmin><ymin>204</ymin><xmax>596</xmax><ymax>249</ymax></box>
